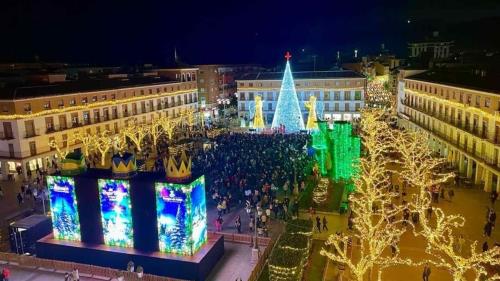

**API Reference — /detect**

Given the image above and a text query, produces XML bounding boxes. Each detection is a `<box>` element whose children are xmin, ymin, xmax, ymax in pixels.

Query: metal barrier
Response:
<box><xmin>0</xmin><ymin>252</ymin><xmax>185</xmax><ymax>281</ymax></box>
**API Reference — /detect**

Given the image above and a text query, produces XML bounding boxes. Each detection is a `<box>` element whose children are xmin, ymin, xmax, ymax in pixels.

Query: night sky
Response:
<box><xmin>1</xmin><ymin>0</ymin><xmax>499</xmax><ymax>66</ymax></box>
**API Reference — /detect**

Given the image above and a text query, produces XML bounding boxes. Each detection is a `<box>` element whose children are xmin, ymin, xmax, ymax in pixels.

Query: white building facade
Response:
<box><xmin>236</xmin><ymin>71</ymin><xmax>366</xmax><ymax>125</ymax></box>
<box><xmin>0</xmin><ymin>73</ymin><xmax>198</xmax><ymax>179</ymax></box>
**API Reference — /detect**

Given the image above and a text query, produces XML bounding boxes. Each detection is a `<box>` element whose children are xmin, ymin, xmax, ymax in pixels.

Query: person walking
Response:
<box><xmin>315</xmin><ymin>216</ymin><xmax>322</xmax><ymax>233</ymax></box>
<box><xmin>2</xmin><ymin>267</ymin><xmax>10</xmax><ymax>281</ymax></box>
<box><xmin>422</xmin><ymin>263</ymin><xmax>431</xmax><ymax>281</ymax></box>
<box><xmin>482</xmin><ymin>241</ymin><xmax>489</xmax><ymax>252</ymax></box>
<box><xmin>235</xmin><ymin>215</ymin><xmax>241</xmax><ymax>233</ymax></box>
<box><xmin>491</xmin><ymin>190</ymin><xmax>498</xmax><ymax>205</ymax></box>
<box><xmin>489</xmin><ymin>210</ymin><xmax>496</xmax><ymax>226</ymax></box>
<box><xmin>71</xmin><ymin>267</ymin><xmax>80</xmax><ymax>281</ymax></box>
<box><xmin>448</xmin><ymin>188</ymin><xmax>455</xmax><ymax>202</ymax></box>
<box><xmin>16</xmin><ymin>192</ymin><xmax>23</xmax><ymax>206</ymax></box>
<box><xmin>484</xmin><ymin>221</ymin><xmax>493</xmax><ymax>237</ymax></box>
<box><xmin>322</xmin><ymin>216</ymin><xmax>328</xmax><ymax>231</ymax></box>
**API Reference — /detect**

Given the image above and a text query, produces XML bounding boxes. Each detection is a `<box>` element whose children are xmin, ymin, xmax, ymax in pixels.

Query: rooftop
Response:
<box><xmin>237</xmin><ymin>70</ymin><xmax>364</xmax><ymax>81</ymax></box>
<box><xmin>0</xmin><ymin>76</ymin><xmax>179</xmax><ymax>100</ymax></box>
<box><xmin>406</xmin><ymin>69</ymin><xmax>500</xmax><ymax>94</ymax></box>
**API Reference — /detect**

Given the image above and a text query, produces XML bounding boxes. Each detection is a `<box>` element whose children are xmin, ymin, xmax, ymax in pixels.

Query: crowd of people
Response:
<box><xmin>192</xmin><ymin>132</ymin><xmax>313</xmax><ymax>234</ymax></box>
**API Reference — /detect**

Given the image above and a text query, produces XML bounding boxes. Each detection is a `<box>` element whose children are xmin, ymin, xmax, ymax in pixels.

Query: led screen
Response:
<box><xmin>156</xmin><ymin>183</ymin><xmax>188</xmax><ymax>254</ymax></box>
<box><xmin>47</xmin><ymin>176</ymin><xmax>81</xmax><ymax>241</ymax></box>
<box><xmin>98</xmin><ymin>179</ymin><xmax>133</xmax><ymax>248</ymax></box>
<box><xmin>190</xmin><ymin>177</ymin><xmax>207</xmax><ymax>252</ymax></box>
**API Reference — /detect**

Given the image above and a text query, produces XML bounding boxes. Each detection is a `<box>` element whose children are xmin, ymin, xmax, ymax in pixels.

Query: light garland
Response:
<box><xmin>0</xmin><ymin>89</ymin><xmax>196</xmax><ymax>120</ymax></box>
<box><xmin>313</xmin><ymin>178</ymin><xmax>328</xmax><ymax>203</ymax></box>
<box><xmin>321</xmin><ymin>109</ymin><xmax>408</xmax><ymax>281</ymax></box>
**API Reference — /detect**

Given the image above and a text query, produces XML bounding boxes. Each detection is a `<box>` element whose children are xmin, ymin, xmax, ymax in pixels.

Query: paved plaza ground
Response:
<box><xmin>0</xmin><ymin>263</ymin><xmax>101</xmax><ymax>281</ymax></box>
<box><xmin>307</xmin><ymin>182</ymin><xmax>500</xmax><ymax>281</ymax></box>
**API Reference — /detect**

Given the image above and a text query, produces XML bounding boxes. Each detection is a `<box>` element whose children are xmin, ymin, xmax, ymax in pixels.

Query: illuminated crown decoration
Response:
<box><xmin>164</xmin><ymin>150</ymin><xmax>192</xmax><ymax>182</ymax></box>
<box><xmin>112</xmin><ymin>153</ymin><xmax>137</xmax><ymax>178</ymax></box>
<box><xmin>61</xmin><ymin>152</ymin><xmax>86</xmax><ymax>176</ymax></box>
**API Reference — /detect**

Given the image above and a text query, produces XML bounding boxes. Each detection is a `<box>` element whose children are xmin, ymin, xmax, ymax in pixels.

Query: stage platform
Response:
<box><xmin>36</xmin><ymin>234</ymin><xmax>224</xmax><ymax>281</ymax></box>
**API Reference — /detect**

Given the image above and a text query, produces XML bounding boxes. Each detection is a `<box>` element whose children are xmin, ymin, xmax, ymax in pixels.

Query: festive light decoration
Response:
<box><xmin>150</xmin><ymin>118</ymin><xmax>165</xmax><ymax>148</ymax></box>
<box><xmin>160</xmin><ymin>117</ymin><xmax>177</xmax><ymax>142</ymax></box>
<box><xmin>49</xmin><ymin>134</ymin><xmax>76</xmax><ymax>160</ymax></box>
<box><xmin>271</xmin><ymin>52</ymin><xmax>305</xmax><ymax>133</ymax></box>
<box><xmin>93</xmin><ymin>130</ymin><xmax>114</xmax><ymax>167</ymax></box>
<box><xmin>0</xmin><ymin>89</ymin><xmax>196</xmax><ymax>121</ymax></box>
<box><xmin>252</xmin><ymin>95</ymin><xmax>265</xmax><ymax>129</ymax></box>
<box><xmin>305</xmin><ymin>96</ymin><xmax>318</xmax><ymax>130</ymax></box>
<box><xmin>155</xmin><ymin>176</ymin><xmax>207</xmax><ymax>255</ymax></box>
<box><xmin>321</xmin><ymin>109</ymin><xmax>407</xmax><ymax>281</ymax></box>
<box><xmin>47</xmin><ymin>176</ymin><xmax>81</xmax><ymax>241</ymax></box>
<box><xmin>122</xmin><ymin>120</ymin><xmax>150</xmax><ymax>152</ymax></box>
<box><xmin>269</xmin><ymin>220</ymin><xmax>313</xmax><ymax>281</ymax></box>
<box><xmin>311</xmin><ymin>121</ymin><xmax>360</xmax><ymax>181</ymax></box>
<box><xmin>312</xmin><ymin>178</ymin><xmax>328</xmax><ymax>203</ymax></box>
<box><xmin>366</xmin><ymin>75</ymin><xmax>393</xmax><ymax>109</ymax></box>
<box><xmin>98</xmin><ymin>179</ymin><xmax>134</xmax><ymax>248</ymax></box>
<box><xmin>395</xmin><ymin>130</ymin><xmax>500</xmax><ymax>281</ymax></box>
<box><xmin>74</xmin><ymin>131</ymin><xmax>95</xmax><ymax>157</ymax></box>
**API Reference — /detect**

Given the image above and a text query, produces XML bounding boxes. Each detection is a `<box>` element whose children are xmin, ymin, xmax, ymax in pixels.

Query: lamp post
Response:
<box><xmin>251</xmin><ymin>207</ymin><xmax>260</xmax><ymax>262</ymax></box>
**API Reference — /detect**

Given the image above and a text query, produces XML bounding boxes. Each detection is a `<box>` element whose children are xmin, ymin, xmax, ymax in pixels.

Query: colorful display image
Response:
<box><xmin>156</xmin><ymin>183</ymin><xmax>188</xmax><ymax>254</ymax></box>
<box><xmin>190</xmin><ymin>177</ymin><xmax>207</xmax><ymax>252</ymax></box>
<box><xmin>47</xmin><ymin>176</ymin><xmax>81</xmax><ymax>241</ymax></box>
<box><xmin>155</xmin><ymin>176</ymin><xmax>207</xmax><ymax>255</ymax></box>
<box><xmin>98</xmin><ymin>179</ymin><xmax>134</xmax><ymax>248</ymax></box>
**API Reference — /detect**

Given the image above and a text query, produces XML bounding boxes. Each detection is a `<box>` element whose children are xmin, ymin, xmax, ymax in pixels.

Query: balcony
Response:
<box><xmin>0</xmin><ymin>132</ymin><xmax>14</xmax><ymax>140</ymax></box>
<box><xmin>25</xmin><ymin>129</ymin><xmax>40</xmax><ymax>139</ymax></box>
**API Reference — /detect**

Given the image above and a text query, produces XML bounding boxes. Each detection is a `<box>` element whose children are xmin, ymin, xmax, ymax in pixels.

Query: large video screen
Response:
<box><xmin>98</xmin><ymin>179</ymin><xmax>133</xmax><ymax>248</ymax></box>
<box><xmin>190</xmin><ymin>177</ymin><xmax>207</xmax><ymax>252</ymax></box>
<box><xmin>156</xmin><ymin>183</ymin><xmax>188</xmax><ymax>254</ymax></box>
<box><xmin>47</xmin><ymin>176</ymin><xmax>81</xmax><ymax>241</ymax></box>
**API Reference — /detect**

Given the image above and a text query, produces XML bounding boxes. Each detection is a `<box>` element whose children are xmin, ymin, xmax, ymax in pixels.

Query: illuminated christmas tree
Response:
<box><xmin>271</xmin><ymin>52</ymin><xmax>305</xmax><ymax>133</ymax></box>
<box><xmin>170</xmin><ymin>204</ymin><xmax>187</xmax><ymax>251</ymax></box>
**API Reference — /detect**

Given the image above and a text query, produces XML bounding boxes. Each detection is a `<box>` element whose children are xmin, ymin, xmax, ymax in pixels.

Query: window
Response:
<box><xmin>140</xmin><ymin>90</ymin><xmax>144</xmax><ymax>95</ymax></box>
<box><xmin>485</xmin><ymin>98</ymin><xmax>491</xmax><ymax>108</ymax></box>
<box><xmin>24</xmin><ymin>103</ymin><xmax>31</xmax><ymax>112</ymax></box>
<box><xmin>43</xmin><ymin>101</ymin><xmax>51</xmax><ymax>110</ymax></box>
<box><xmin>345</xmin><ymin>103</ymin><xmax>350</xmax><ymax>112</ymax></box>
<box><xmin>325</xmin><ymin>103</ymin><xmax>330</xmax><ymax>111</ymax></box>
<box><xmin>101</xmin><ymin>95</ymin><xmax>107</xmax><ymax>101</ymax></box>
<box><xmin>475</xmin><ymin>96</ymin><xmax>480</xmax><ymax>106</ymax></box>
<box><xmin>334</xmin><ymin>103</ymin><xmax>339</xmax><ymax>111</ymax></box>
<box><xmin>354</xmin><ymin>91</ymin><xmax>362</xmax><ymax>100</ymax></box>
<box><xmin>92</xmin><ymin>96</ymin><xmax>97</xmax><ymax>102</ymax></box>
<box><xmin>111</xmin><ymin>94</ymin><xmax>116</xmax><ymax>100</ymax></box>
<box><xmin>355</xmin><ymin>103</ymin><xmax>361</xmax><ymax>111</ymax></box>
<box><xmin>344</xmin><ymin>91</ymin><xmax>351</xmax><ymax>100</ymax></box>
<box><xmin>58</xmin><ymin>100</ymin><xmax>64</xmax><ymax>108</ymax></box>
<box><xmin>82</xmin><ymin>97</ymin><xmax>88</xmax><ymax>104</ymax></box>
<box><xmin>324</xmin><ymin>91</ymin><xmax>330</xmax><ymax>100</ymax></box>
<box><xmin>334</xmin><ymin>91</ymin><xmax>340</xmax><ymax>100</ymax></box>
<box><xmin>335</xmin><ymin>81</ymin><xmax>339</xmax><ymax>86</ymax></box>
<box><xmin>70</xmin><ymin>99</ymin><xmax>76</xmax><ymax>106</ymax></box>
<box><xmin>249</xmin><ymin>83</ymin><xmax>254</xmax><ymax>87</ymax></box>
<box><xmin>267</xmin><ymin>103</ymin><xmax>272</xmax><ymax>111</ymax></box>
<box><xmin>239</xmin><ymin>83</ymin><xmax>244</xmax><ymax>87</ymax></box>
<box><xmin>149</xmin><ymin>89</ymin><xmax>152</xmax><ymax>94</ymax></box>
<box><xmin>249</xmin><ymin>92</ymin><xmax>254</xmax><ymax>100</ymax></box>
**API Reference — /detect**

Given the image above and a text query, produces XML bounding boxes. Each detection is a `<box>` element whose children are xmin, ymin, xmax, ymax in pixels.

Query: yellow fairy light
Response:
<box><xmin>395</xmin><ymin>128</ymin><xmax>500</xmax><ymax>281</ymax></box>
<box><xmin>93</xmin><ymin>130</ymin><xmax>114</xmax><ymax>167</ymax></box>
<box><xmin>321</xmin><ymin>109</ymin><xmax>409</xmax><ymax>281</ymax></box>
<box><xmin>0</xmin><ymin>89</ymin><xmax>196</xmax><ymax>120</ymax></box>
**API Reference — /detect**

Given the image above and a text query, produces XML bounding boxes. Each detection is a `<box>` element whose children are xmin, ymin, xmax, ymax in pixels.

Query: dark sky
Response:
<box><xmin>1</xmin><ymin>0</ymin><xmax>499</xmax><ymax>66</ymax></box>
